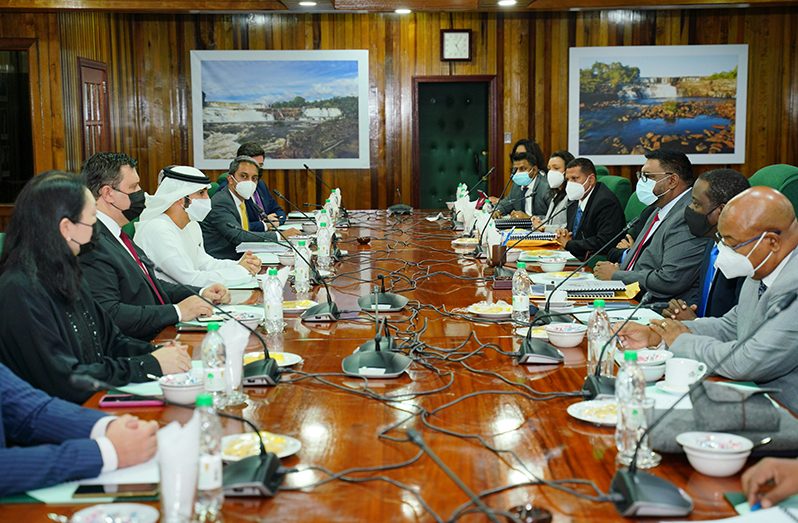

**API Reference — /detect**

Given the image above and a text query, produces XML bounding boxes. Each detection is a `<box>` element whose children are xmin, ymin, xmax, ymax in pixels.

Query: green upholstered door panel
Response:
<box><xmin>417</xmin><ymin>82</ymin><xmax>489</xmax><ymax>209</ymax></box>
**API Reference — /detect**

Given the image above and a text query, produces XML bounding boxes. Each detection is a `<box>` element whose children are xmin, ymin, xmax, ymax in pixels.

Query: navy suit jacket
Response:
<box><xmin>564</xmin><ymin>182</ymin><xmax>626</xmax><ymax>260</ymax></box>
<box><xmin>698</xmin><ymin>241</ymin><xmax>745</xmax><ymax>318</ymax></box>
<box><xmin>200</xmin><ymin>187</ymin><xmax>278</xmax><ymax>260</ymax></box>
<box><xmin>217</xmin><ymin>178</ymin><xmax>286</xmax><ymax>232</ymax></box>
<box><xmin>0</xmin><ymin>363</ymin><xmax>104</xmax><ymax>496</ymax></box>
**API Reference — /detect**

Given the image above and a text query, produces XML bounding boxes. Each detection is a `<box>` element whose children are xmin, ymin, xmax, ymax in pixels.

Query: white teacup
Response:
<box><xmin>664</xmin><ymin>358</ymin><xmax>707</xmax><ymax>390</ymax></box>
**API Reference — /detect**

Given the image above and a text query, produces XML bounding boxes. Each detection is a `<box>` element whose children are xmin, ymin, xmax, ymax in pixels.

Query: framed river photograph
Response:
<box><xmin>190</xmin><ymin>50</ymin><xmax>370</xmax><ymax>170</ymax></box>
<box><xmin>568</xmin><ymin>44</ymin><xmax>748</xmax><ymax>165</ymax></box>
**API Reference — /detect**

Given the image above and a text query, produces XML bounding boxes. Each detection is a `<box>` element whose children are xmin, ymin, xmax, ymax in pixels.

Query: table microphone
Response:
<box><xmin>303</xmin><ymin>163</ymin><xmax>348</xmax><ymax>218</ymax></box>
<box><xmin>406</xmin><ymin>429</ymin><xmax>501</xmax><ymax>523</ymax></box>
<box><xmin>540</xmin><ymin>216</ymin><xmax>641</xmax><ymax>320</ymax></box>
<box><xmin>356</xmin><ymin>286</ymin><xmax>395</xmax><ymax>353</ymax></box>
<box><xmin>272</xmin><ymin>189</ymin><xmax>314</xmax><ymax>222</ymax></box>
<box><xmin>610</xmin><ymin>290</ymin><xmax>798</xmax><ymax>517</ymax></box>
<box><xmin>151</xmin><ymin>261</ymin><xmax>280</xmax><ymax>387</ymax></box>
<box><xmin>246</xmin><ymin>222</ymin><xmax>340</xmax><ymax>322</ymax></box>
<box><xmin>582</xmin><ymin>299</ymin><xmax>647</xmax><ymax>400</ymax></box>
<box><xmin>357</xmin><ymin>274</ymin><xmax>409</xmax><ymax>312</ymax></box>
<box><xmin>388</xmin><ymin>187</ymin><xmax>413</xmax><ymax>215</ymax></box>
<box><xmin>466</xmin><ymin>166</ymin><xmax>496</xmax><ymax>195</ymax></box>
<box><xmin>69</xmin><ymin>373</ymin><xmax>285</xmax><ymax>497</ymax></box>
<box><xmin>470</xmin><ymin>175</ymin><xmax>515</xmax><ymax>256</ymax></box>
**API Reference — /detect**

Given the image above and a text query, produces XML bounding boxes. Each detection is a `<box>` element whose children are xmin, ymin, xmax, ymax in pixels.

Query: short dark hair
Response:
<box><xmin>0</xmin><ymin>171</ymin><xmax>88</xmax><ymax>303</ymax></box>
<box><xmin>550</xmin><ymin>150</ymin><xmax>575</xmax><ymax>166</ymax></box>
<box><xmin>511</xmin><ymin>150</ymin><xmax>536</xmax><ymax>167</ymax></box>
<box><xmin>699</xmin><ymin>168</ymin><xmax>750</xmax><ymax>207</ymax></box>
<box><xmin>510</xmin><ymin>139</ymin><xmax>545</xmax><ymax>170</ymax></box>
<box><xmin>566</xmin><ymin>157</ymin><xmax>596</xmax><ymax>176</ymax></box>
<box><xmin>83</xmin><ymin>152</ymin><xmax>138</xmax><ymax>198</ymax></box>
<box><xmin>236</xmin><ymin>142</ymin><xmax>265</xmax><ymax>158</ymax></box>
<box><xmin>645</xmin><ymin>150</ymin><xmax>694</xmax><ymax>185</ymax></box>
<box><xmin>228</xmin><ymin>155</ymin><xmax>261</xmax><ymax>176</ymax></box>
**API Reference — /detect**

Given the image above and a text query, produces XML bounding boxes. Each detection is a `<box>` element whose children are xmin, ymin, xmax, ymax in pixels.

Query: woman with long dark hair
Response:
<box><xmin>0</xmin><ymin>171</ymin><xmax>190</xmax><ymax>403</ymax></box>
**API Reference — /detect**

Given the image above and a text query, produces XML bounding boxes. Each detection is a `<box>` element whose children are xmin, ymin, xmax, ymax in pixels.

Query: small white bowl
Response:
<box><xmin>539</xmin><ymin>259</ymin><xmax>567</xmax><ymax>272</ymax></box>
<box><xmin>676</xmin><ymin>432</ymin><xmax>753</xmax><ymax>454</ymax></box>
<box><xmin>683</xmin><ymin>447</ymin><xmax>751</xmax><ymax>477</ymax></box>
<box><xmin>159</xmin><ymin>373</ymin><xmax>204</xmax><ymax>405</ymax></box>
<box><xmin>641</xmin><ymin>364</ymin><xmax>666</xmax><ymax>382</ymax></box>
<box><xmin>302</xmin><ymin>223</ymin><xmax>318</xmax><ymax>234</ymax></box>
<box><xmin>544</xmin><ymin>323</ymin><xmax>587</xmax><ymax>348</ymax></box>
<box><xmin>278</xmin><ymin>253</ymin><xmax>295</xmax><ymax>266</ymax></box>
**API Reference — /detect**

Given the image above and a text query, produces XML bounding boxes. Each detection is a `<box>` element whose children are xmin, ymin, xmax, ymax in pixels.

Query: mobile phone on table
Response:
<box><xmin>98</xmin><ymin>394</ymin><xmax>164</xmax><ymax>408</ymax></box>
<box><xmin>73</xmin><ymin>483</ymin><xmax>159</xmax><ymax>498</ymax></box>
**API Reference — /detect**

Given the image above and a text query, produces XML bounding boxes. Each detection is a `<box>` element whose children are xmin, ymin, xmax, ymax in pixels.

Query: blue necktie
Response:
<box><xmin>697</xmin><ymin>245</ymin><xmax>718</xmax><ymax>317</ymax></box>
<box><xmin>573</xmin><ymin>205</ymin><xmax>584</xmax><ymax>236</ymax></box>
<box><xmin>758</xmin><ymin>281</ymin><xmax>768</xmax><ymax>299</ymax></box>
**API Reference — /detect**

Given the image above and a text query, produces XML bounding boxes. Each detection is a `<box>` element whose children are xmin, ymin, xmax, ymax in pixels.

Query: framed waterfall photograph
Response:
<box><xmin>568</xmin><ymin>44</ymin><xmax>748</xmax><ymax>165</ymax></box>
<box><xmin>190</xmin><ymin>50</ymin><xmax>370</xmax><ymax>170</ymax></box>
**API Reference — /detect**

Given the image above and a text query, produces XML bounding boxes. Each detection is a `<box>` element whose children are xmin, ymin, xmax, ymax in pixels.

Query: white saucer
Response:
<box><xmin>71</xmin><ymin>504</ymin><xmax>159</xmax><ymax>523</ymax></box>
<box><xmin>655</xmin><ymin>381</ymin><xmax>690</xmax><ymax>395</ymax></box>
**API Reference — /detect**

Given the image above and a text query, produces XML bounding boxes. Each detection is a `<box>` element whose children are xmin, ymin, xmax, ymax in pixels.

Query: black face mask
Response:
<box><xmin>684</xmin><ymin>205</ymin><xmax>718</xmax><ymax>238</ymax></box>
<box><xmin>71</xmin><ymin>224</ymin><xmax>97</xmax><ymax>256</ymax></box>
<box><xmin>121</xmin><ymin>189</ymin><xmax>146</xmax><ymax>221</ymax></box>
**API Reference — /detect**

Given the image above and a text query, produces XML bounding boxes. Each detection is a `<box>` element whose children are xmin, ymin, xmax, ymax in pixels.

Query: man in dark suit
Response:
<box><xmin>594</xmin><ymin>150</ymin><xmax>710</xmax><ymax>306</ymax></box>
<box><xmin>662</xmin><ymin>168</ymin><xmax>750</xmax><ymax>319</ymax></box>
<box><xmin>0</xmin><ymin>362</ymin><xmax>157</xmax><ymax>496</ymax></box>
<box><xmin>554</xmin><ymin>157</ymin><xmax>626</xmax><ymax>260</ymax></box>
<box><xmin>80</xmin><ymin>152</ymin><xmax>228</xmax><ymax>341</ymax></box>
<box><xmin>492</xmin><ymin>150</ymin><xmax>551</xmax><ymax>218</ymax></box>
<box><xmin>201</xmin><ymin>156</ymin><xmax>298</xmax><ymax>261</ymax></box>
<box><xmin>217</xmin><ymin>142</ymin><xmax>287</xmax><ymax>229</ymax></box>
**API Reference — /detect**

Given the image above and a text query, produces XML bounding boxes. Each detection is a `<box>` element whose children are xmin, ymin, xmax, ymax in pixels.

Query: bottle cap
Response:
<box><xmin>206</xmin><ymin>322</ymin><xmax>220</xmax><ymax>331</ymax></box>
<box><xmin>268</xmin><ymin>268</ymin><xmax>278</xmax><ymax>276</ymax></box>
<box><xmin>624</xmin><ymin>350</ymin><xmax>638</xmax><ymax>361</ymax></box>
<box><xmin>517</xmin><ymin>262</ymin><xmax>527</xmax><ymax>270</ymax></box>
<box><xmin>593</xmin><ymin>299</ymin><xmax>606</xmax><ymax>308</ymax></box>
<box><xmin>320</xmin><ymin>222</ymin><xmax>327</xmax><ymax>227</ymax></box>
<box><xmin>298</xmin><ymin>240</ymin><xmax>306</xmax><ymax>246</ymax></box>
<box><xmin>326</xmin><ymin>199</ymin><xmax>331</xmax><ymax>203</ymax></box>
<box><xmin>320</xmin><ymin>209</ymin><xmax>327</xmax><ymax>213</ymax></box>
<box><xmin>195</xmin><ymin>393</ymin><xmax>213</xmax><ymax>407</ymax></box>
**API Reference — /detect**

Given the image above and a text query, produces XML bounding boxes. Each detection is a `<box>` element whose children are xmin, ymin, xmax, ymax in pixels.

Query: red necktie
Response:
<box><xmin>626</xmin><ymin>212</ymin><xmax>660</xmax><ymax>271</ymax></box>
<box><xmin>119</xmin><ymin>231</ymin><xmax>166</xmax><ymax>305</ymax></box>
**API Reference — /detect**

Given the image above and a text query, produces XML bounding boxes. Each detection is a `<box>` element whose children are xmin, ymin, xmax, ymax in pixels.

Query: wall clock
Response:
<box><xmin>441</xmin><ymin>30</ymin><xmax>472</xmax><ymax>62</ymax></box>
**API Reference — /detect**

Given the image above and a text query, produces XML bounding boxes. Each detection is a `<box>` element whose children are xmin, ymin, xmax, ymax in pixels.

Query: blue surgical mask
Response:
<box><xmin>512</xmin><ymin>171</ymin><xmax>533</xmax><ymax>187</ymax></box>
<box><xmin>635</xmin><ymin>174</ymin><xmax>674</xmax><ymax>205</ymax></box>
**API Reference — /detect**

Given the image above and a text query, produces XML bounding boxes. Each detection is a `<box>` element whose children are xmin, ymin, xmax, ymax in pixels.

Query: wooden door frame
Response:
<box><xmin>77</xmin><ymin>57</ymin><xmax>111</xmax><ymax>162</ymax></box>
<box><xmin>412</xmin><ymin>75</ymin><xmax>499</xmax><ymax>209</ymax></box>
<box><xmin>0</xmin><ymin>38</ymin><xmax>36</xmax><ymax>231</ymax></box>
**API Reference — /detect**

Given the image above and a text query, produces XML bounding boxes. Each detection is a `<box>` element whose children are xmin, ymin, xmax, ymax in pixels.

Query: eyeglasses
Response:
<box><xmin>714</xmin><ymin>230</ymin><xmax>780</xmax><ymax>251</ymax></box>
<box><xmin>635</xmin><ymin>171</ymin><xmax>674</xmax><ymax>182</ymax></box>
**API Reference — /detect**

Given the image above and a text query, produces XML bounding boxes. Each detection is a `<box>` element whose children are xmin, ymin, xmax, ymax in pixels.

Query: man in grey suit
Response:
<box><xmin>594</xmin><ymin>150</ymin><xmax>710</xmax><ymax>306</ymax></box>
<box><xmin>491</xmin><ymin>150</ymin><xmax>551</xmax><ymax>218</ymax></box>
<box><xmin>618</xmin><ymin>187</ymin><xmax>798</xmax><ymax>414</ymax></box>
<box><xmin>201</xmin><ymin>156</ymin><xmax>298</xmax><ymax>260</ymax></box>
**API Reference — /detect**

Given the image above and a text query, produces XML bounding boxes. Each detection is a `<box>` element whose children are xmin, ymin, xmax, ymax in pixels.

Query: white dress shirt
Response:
<box><xmin>91</xmin><ymin>416</ymin><xmax>118</xmax><ymax>472</ymax></box>
<box><xmin>136</xmin><ymin>215</ymin><xmax>252</xmax><ymax>288</ymax></box>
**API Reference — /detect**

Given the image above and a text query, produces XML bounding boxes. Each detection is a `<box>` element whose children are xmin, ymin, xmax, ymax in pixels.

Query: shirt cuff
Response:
<box><xmin>173</xmin><ymin>304</ymin><xmax>182</xmax><ymax>322</ymax></box>
<box><xmin>90</xmin><ymin>417</ymin><xmax>119</xmax><ymax>473</ymax></box>
<box><xmin>620</xmin><ymin>249</ymin><xmax>629</xmax><ymax>264</ymax></box>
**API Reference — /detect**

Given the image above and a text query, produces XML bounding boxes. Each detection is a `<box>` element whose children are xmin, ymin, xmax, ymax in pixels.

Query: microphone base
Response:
<box><xmin>516</xmin><ymin>337</ymin><xmax>564</xmax><ymax>365</ymax></box>
<box><xmin>242</xmin><ymin>357</ymin><xmax>280</xmax><ymax>387</ymax></box>
<box><xmin>610</xmin><ymin>469</ymin><xmax>693</xmax><ymax>517</ymax></box>
<box><xmin>342</xmin><ymin>350</ymin><xmax>412</xmax><ymax>378</ymax></box>
<box><xmin>582</xmin><ymin>375</ymin><xmax>616</xmax><ymax>400</ymax></box>
<box><xmin>358</xmin><ymin>292</ymin><xmax>409</xmax><ymax>313</ymax></box>
<box><xmin>223</xmin><ymin>452</ymin><xmax>285</xmax><ymax>497</ymax></box>
<box><xmin>388</xmin><ymin>204</ymin><xmax>413</xmax><ymax>215</ymax></box>
<box><xmin>301</xmin><ymin>301</ymin><xmax>341</xmax><ymax>322</ymax></box>
<box><xmin>492</xmin><ymin>265</ymin><xmax>515</xmax><ymax>279</ymax></box>
<box><xmin>356</xmin><ymin>337</ymin><xmax>395</xmax><ymax>353</ymax></box>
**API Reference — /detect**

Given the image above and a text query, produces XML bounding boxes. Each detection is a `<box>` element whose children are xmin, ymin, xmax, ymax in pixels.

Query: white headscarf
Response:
<box><xmin>139</xmin><ymin>166</ymin><xmax>211</xmax><ymax>222</ymax></box>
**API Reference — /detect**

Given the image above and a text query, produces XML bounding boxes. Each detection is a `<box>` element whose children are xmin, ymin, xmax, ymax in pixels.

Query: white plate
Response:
<box><xmin>244</xmin><ymin>352</ymin><xmax>303</xmax><ymax>368</ymax></box>
<box><xmin>519</xmin><ymin>249</ymin><xmax>577</xmax><ymax>263</ymax></box>
<box><xmin>283</xmin><ymin>300</ymin><xmax>318</xmax><ymax>314</ymax></box>
<box><xmin>530</xmin><ymin>271</ymin><xmax>593</xmax><ymax>285</ymax></box>
<box><xmin>71</xmin><ymin>503</ymin><xmax>159</xmax><ymax>523</ymax></box>
<box><xmin>655</xmin><ymin>381</ymin><xmax>690</xmax><ymax>395</ymax></box>
<box><xmin>221</xmin><ymin>431</ymin><xmax>302</xmax><ymax>462</ymax></box>
<box><xmin>566</xmin><ymin>399</ymin><xmax>618</xmax><ymax>426</ymax></box>
<box><xmin>466</xmin><ymin>304</ymin><xmax>513</xmax><ymax>319</ymax></box>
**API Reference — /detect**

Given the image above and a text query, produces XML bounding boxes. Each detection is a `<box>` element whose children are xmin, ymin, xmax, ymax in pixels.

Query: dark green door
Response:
<box><xmin>417</xmin><ymin>82</ymin><xmax>489</xmax><ymax>209</ymax></box>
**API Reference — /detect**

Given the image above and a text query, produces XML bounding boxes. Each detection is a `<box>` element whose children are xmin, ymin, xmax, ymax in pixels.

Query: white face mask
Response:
<box><xmin>547</xmin><ymin>170</ymin><xmax>564</xmax><ymax>189</ymax></box>
<box><xmin>565</xmin><ymin>179</ymin><xmax>589</xmax><ymax>201</ymax></box>
<box><xmin>714</xmin><ymin>233</ymin><xmax>773</xmax><ymax>279</ymax></box>
<box><xmin>234</xmin><ymin>179</ymin><xmax>257</xmax><ymax>200</ymax></box>
<box><xmin>186</xmin><ymin>198</ymin><xmax>212</xmax><ymax>222</ymax></box>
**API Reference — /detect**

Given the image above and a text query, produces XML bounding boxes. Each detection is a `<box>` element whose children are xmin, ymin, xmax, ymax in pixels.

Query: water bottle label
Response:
<box><xmin>198</xmin><ymin>454</ymin><xmax>223</xmax><ymax>490</ymax></box>
<box><xmin>319</xmin><ymin>243</ymin><xmax>330</xmax><ymax>256</ymax></box>
<box><xmin>512</xmin><ymin>295</ymin><xmax>529</xmax><ymax>312</ymax></box>
<box><xmin>204</xmin><ymin>367</ymin><xmax>225</xmax><ymax>392</ymax></box>
<box><xmin>265</xmin><ymin>302</ymin><xmax>282</xmax><ymax>319</ymax></box>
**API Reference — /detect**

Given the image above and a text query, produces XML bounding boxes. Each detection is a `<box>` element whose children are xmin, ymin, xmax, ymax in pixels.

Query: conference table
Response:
<box><xmin>7</xmin><ymin>211</ymin><xmax>744</xmax><ymax>522</ymax></box>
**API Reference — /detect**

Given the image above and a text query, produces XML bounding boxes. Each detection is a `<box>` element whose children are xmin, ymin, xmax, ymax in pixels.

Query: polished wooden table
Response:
<box><xmin>7</xmin><ymin>211</ymin><xmax>742</xmax><ymax>522</ymax></box>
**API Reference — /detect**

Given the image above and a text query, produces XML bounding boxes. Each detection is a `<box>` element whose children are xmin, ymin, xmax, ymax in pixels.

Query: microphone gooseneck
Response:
<box><xmin>466</xmin><ymin>166</ymin><xmax>496</xmax><ymax>195</ymax></box>
<box><xmin>471</xmin><ymin>174</ymin><xmax>515</xmax><ymax>256</ymax></box>
<box><xmin>272</xmin><ymin>189</ymin><xmax>313</xmax><ymax>221</ymax></box>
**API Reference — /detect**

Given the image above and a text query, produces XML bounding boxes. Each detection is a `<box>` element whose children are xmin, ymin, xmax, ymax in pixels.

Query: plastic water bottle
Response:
<box><xmin>615</xmin><ymin>351</ymin><xmax>647</xmax><ymax>465</ymax></box>
<box><xmin>587</xmin><ymin>299</ymin><xmax>615</xmax><ymax>376</ymax></box>
<box><xmin>512</xmin><ymin>262</ymin><xmax>531</xmax><ymax>323</ymax></box>
<box><xmin>317</xmin><ymin>221</ymin><xmax>332</xmax><ymax>271</ymax></box>
<box><xmin>316</xmin><ymin>208</ymin><xmax>329</xmax><ymax>229</ymax></box>
<box><xmin>262</xmin><ymin>267</ymin><xmax>285</xmax><ymax>334</ymax></box>
<box><xmin>294</xmin><ymin>239</ymin><xmax>312</xmax><ymax>294</ymax></box>
<box><xmin>324</xmin><ymin>198</ymin><xmax>336</xmax><ymax>223</ymax></box>
<box><xmin>194</xmin><ymin>393</ymin><xmax>224</xmax><ymax>521</ymax></box>
<box><xmin>201</xmin><ymin>323</ymin><xmax>226</xmax><ymax>406</ymax></box>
